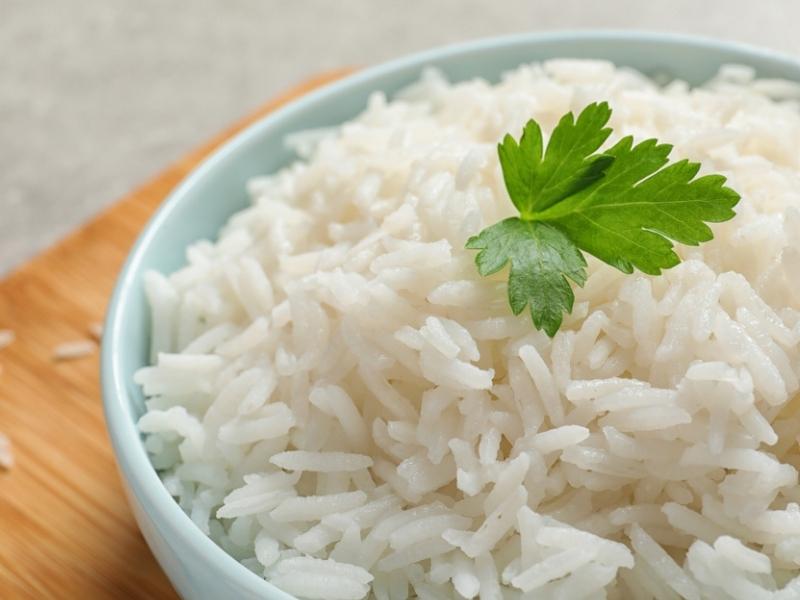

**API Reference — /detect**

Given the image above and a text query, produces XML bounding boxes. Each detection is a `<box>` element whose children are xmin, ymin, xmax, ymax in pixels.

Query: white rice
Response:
<box><xmin>52</xmin><ymin>339</ymin><xmax>96</xmax><ymax>361</ymax></box>
<box><xmin>0</xmin><ymin>433</ymin><xmax>12</xmax><ymax>470</ymax></box>
<box><xmin>0</xmin><ymin>329</ymin><xmax>14</xmax><ymax>351</ymax></box>
<box><xmin>0</xmin><ymin>330</ymin><xmax>13</xmax><ymax>470</ymax></box>
<box><xmin>137</xmin><ymin>59</ymin><xmax>800</xmax><ymax>598</ymax></box>
<box><xmin>88</xmin><ymin>322</ymin><xmax>104</xmax><ymax>341</ymax></box>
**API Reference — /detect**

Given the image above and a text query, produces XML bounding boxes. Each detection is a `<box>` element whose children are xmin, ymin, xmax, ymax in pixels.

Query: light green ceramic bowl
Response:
<box><xmin>101</xmin><ymin>31</ymin><xmax>800</xmax><ymax>599</ymax></box>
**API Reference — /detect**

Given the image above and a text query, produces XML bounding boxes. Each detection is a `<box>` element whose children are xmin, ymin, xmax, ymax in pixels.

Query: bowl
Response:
<box><xmin>101</xmin><ymin>30</ymin><xmax>800</xmax><ymax>599</ymax></box>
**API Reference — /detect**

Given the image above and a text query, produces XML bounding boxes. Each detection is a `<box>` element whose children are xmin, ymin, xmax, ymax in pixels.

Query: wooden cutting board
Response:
<box><xmin>0</xmin><ymin>69</ymin><xmax>350</xmax><ymax>599</ymax></box>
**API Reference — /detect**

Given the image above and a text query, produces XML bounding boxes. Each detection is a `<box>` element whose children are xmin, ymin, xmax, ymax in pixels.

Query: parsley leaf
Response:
<box><xmin>466</xmin><ymin>219</ymin><xmax>586</xmax><ymax>337</ymax></box>
<box><xmin>467</xmin><ymin>103</ymin><xmax>740</xmax><ymax>337</ymax></box>
<box><xmin>536</xmin><ymin>136</ymin><xmax>739</xmax><ymax>275</ymax></box>
<box><xmin>498</xmin><ymin>102</ymin><xmax>614</xmax><ymax>217</ymax></box>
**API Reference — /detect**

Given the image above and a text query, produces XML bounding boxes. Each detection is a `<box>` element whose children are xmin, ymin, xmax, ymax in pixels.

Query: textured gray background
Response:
<box><xmin>3</xmin><ymin>0</ymin><xmax>800</xmax><ymax>275</ymax></box>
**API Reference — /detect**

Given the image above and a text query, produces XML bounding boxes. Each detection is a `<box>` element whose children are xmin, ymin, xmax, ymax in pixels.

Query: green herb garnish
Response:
<box><xmin>467</xmin><ymin>102</ymin><xmax>740</xmax><ymax>337</ymax></box>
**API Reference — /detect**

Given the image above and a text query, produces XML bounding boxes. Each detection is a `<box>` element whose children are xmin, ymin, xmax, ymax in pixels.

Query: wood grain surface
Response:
<box><xmin>0</xmin><ymin>69</ymin><xmax>350</xmax><ymax>600</ymax></box>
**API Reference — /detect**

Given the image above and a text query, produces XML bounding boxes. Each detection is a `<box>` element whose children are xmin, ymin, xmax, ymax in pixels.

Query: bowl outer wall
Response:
<box><xmin>101</xmin><ymin>30</ymin><xmax>800</xmax><ymax>599</ymax></box>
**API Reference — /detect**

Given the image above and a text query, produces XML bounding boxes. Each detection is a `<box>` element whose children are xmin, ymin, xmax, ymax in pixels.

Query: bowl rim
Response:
<box><xmin>101</xmin><ymin>29</ymin><xmax>800</xmax><ymax>596</ymax></box>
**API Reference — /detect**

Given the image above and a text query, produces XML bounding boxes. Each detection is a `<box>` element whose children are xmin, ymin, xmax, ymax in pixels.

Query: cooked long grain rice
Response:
<box><xmin>137</xmin><ymin>60</ymin><xmax>800</xmax><ymax>598</ymax></box>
